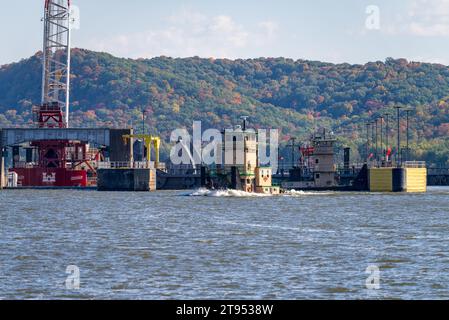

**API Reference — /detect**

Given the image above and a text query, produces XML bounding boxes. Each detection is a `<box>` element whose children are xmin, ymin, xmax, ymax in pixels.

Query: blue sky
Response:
<box><xmin>2</xmin><ymin>0</ymin><xmax>449</xmax><ymax>65</ymax></box>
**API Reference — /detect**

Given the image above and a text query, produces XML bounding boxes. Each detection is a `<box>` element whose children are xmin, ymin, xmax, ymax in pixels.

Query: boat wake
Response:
<box><xmin>187</xmin><ymin>188</ymin><xmax>334</xmax><ymax>197</ymax></box>
<box><xmin>188</xmin><ymin>188</ymin><xmax>272</xmax><ymax>198</ymax></box>
<box><xmin>283</xmin><ymin>189</ymin><xmax>335</xmax><ymax>196</ymax></box>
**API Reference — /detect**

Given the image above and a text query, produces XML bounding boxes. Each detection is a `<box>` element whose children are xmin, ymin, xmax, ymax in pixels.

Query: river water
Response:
<box><xmin>0</xmin><ymin>187</ymin><xmax>448</xmax><ymax>300</ymax></box>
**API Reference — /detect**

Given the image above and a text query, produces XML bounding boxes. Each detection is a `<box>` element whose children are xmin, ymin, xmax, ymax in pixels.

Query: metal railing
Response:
<box><xmin>428</xmin><ymin>167</ymin><xmax>449</xmax><ymax>175</ymax></box>
<box><xmin>403</xmin><ymin>161</ymin><xmax>426</xmax><ymax>168</ymax></box>
<box><xmin>164</xmin><ymin>164</ymin><xmax>200</xmax><ymax>175</ymax></box>
<box><xmin>97</xmin><ymin>161</ymin><xmax>149</xmax><ymax>169</ymax></box>
<box><xmin>97</xmin><ymin>161</ymin><xmax>166</xmax><ymax>170</ymax></box>
<box><xmin>337</xmin><ymin>163</ymin><xmax>366</xmax><ymax>170</ymax></box>
<box><xmin>11</xmin><ymin>161</ymin><xmax>33</xmax><ymax>169</ymax></box>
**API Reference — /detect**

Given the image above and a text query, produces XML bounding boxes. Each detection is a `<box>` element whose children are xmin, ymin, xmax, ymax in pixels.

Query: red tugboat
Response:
<box><xmin>10</xmin><ymin>0</ymin><xmax>91</xmax><ymax>187</ymax></box>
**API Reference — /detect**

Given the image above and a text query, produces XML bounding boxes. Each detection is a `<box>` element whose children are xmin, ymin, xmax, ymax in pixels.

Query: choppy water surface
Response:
<box><xmin>0</xmin><ymin>187</ymin><xmax>448</xmax><ymax>300</ymax></box>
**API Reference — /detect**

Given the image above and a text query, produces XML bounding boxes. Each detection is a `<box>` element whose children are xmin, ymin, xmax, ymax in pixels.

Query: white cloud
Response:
<box><xmin>258</xmin><ymin>21</ymin><xmax>279</xmax><ymax>38</ymax></box>
<box><xmin>408</xmin><ymin>0</ymin><xmax>449</xmax><ymax>19</ymax></box>
<box><xmin>88</xmin><ymin>10</ymin><xmax>279</xmax><ymax>59</ymax></box>
<box><xmin>409</xmin><ymin>22</ymin><xmax>449</xmax><ymax>36</ymax></box>
<box><xmin>387</xmin><ymin>0</ymin><xmax>449</xmax><ymax>37</ymax></box>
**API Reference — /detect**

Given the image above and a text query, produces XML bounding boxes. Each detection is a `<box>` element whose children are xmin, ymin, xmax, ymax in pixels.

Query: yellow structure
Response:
<box><xmin>369</xmin><ymin>168</ymin><xmax>393</xmax><ymax>192</ymax></box>
<box><xmin>96</xmin><ymin>132</ymin><xmax>159</xmax><ymax>192</ymax></box>
<box><xmin>405</xmin><ymin>168</ymin><xmax>427</xmax><ymax>193</ymax></box>
<box><xmin>369</xmin><ymin>166</ymin><xmax>427</xmax><ymax>193</ymax></box>
<box><xmin>122</xmin><ymin>134</ymin><xmax>161</xmax><ymax>169</ymax></box>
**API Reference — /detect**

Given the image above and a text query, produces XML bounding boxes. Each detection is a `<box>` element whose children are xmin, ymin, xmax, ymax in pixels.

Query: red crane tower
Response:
<box><xmin>10</xmin><ymin>0</ymin><xmax>94</xmax><ymax>187</ymax></box>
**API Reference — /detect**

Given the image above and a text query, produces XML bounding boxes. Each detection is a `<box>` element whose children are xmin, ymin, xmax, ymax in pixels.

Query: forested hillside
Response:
<box><xmin>1</xmin><ymin>49</ymin><xmax>449</xmax><ymax>164</ymax></box>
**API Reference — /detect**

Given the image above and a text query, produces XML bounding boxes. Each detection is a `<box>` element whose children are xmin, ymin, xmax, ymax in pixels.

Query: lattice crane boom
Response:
<box><xmin>39</xmin><ymin>0</ymin><xmax>71</xmax><ymax>128</ymax></box>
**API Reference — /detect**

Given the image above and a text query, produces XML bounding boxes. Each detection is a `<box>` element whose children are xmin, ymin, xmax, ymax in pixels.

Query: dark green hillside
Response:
<box><xmin>1</xmin><ymin>49</ymin><xmax>449</xmax><ymax>164</ymax></box>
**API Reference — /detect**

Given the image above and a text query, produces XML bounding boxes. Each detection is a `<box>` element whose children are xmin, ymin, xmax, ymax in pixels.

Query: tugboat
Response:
<box><xmin>278</xmin><ymin>127</ymin><xmax>426</xmax><ymax>193</ymax></box>
<box><xmin>197</xmin><ymin>122</ymin><xmax>427</xmax><ymax>194</ymax></box>
<box><xmin>201</xmin><ymin>118</ymin><xmax>280</xmax><ymax>195</ymax></box>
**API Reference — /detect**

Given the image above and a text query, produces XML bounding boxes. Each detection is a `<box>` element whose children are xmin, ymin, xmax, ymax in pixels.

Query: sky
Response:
<box><xmin>2</xmin><ymin>0</ymin><xmax>449</xmax><ymax>65</ymax></box>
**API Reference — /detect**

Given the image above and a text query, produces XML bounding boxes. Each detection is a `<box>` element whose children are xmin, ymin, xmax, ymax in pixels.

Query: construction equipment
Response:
<box><xmin>8</xmin><ymin>0</ymin><xmax>95</xmax><ymax>187</ymax></box>
<box><xmin>38</xmin><ymin>0</ymin><xmax>72</xmax><ymax>128</ymax></box>
<box><xmin>122</xmin><ymin>134</ymin><xmax>161</xmax><ymax>169</ymax></box>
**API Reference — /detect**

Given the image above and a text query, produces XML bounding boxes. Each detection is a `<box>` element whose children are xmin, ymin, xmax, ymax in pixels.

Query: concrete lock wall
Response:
<box><xmin>97</xmin><ymin>169</ymin><xmax>156</xmax><ymax>191</ymax></box>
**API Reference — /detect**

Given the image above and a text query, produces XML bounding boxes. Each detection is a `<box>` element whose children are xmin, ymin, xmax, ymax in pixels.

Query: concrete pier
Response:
<box><xmin>97</xmin><ymin>168</ymin><xmax>156</xmax><ymax>192</ymax></box>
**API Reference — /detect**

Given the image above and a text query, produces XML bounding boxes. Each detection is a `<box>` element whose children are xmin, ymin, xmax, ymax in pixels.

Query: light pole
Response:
<box><xmin>371</xmin><ymin>121</ymin><xmax>376</xmax><ymax>159</ymax></box>
<box><xmin>395</xmin><ymin>106</ymin><xmax>402</xmax><ymax>167</ymax></box>
<box><xmin>142</xmin><ymin>108</ymin><xmax>147</xmax><ymax>135</ymax></box>
<box><xmin>380</xmin><ymin>116</ymin><xmax>384</xmax><ymax>161</ymax></box>
<box><xmin>405</xmin><ymin>109</ymin><xmax>411</xmax><ymax>163</ymax></box>
<box><xmin>366</xmin><ymin>122</ymin><xmax>371</xmax><ymax>163</ymax></box>
<box><xmin>384</xmin><ymin>113</ymin><xmax>390</xmax><ymax>153</ymax></box>
<box><xmin>385</xmin><ymin>112</ymin><xmax>392</xmax><ymax>163</ymax></box>
<box><xmin>375</xmin><ymin>118</ymin><xmax>379</xmax><ymax>162</ymax></box>
<box><xmin>290</xmin><ymin>137</ymin><xmax>297</xmax><ymax>168</ymax></box>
